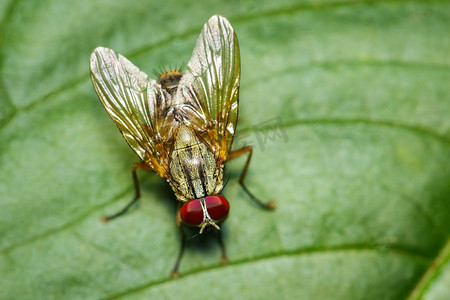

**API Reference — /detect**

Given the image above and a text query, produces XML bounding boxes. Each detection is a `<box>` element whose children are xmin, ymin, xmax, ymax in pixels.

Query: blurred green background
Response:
<box><xmin>1</xmin><ymin>0</ymin><xmax>449</xmax><ymax>299</ymax></box>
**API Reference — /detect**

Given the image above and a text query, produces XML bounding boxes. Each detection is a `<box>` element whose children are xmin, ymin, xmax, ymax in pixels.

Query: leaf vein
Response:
<box><xmin>101</xmin><ymin>244</ymin><xmax>431</xmax><ymax>300</ymax></box>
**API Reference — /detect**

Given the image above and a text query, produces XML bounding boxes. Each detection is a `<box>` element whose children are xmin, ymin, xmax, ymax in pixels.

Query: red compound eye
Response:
<box><xmin>180</xmin><ymin>199</ymin><xmax>203</xmax><ymax>226</ymax></box>
<box><xmin>205</xmin><ymin>195</ymin><xmax>229</xmax><ymax>221</ymax></box>
<box><xmin>180</xmin><ymin>195</ymin><xmax>230</xmax><ymax>227</ymax></box>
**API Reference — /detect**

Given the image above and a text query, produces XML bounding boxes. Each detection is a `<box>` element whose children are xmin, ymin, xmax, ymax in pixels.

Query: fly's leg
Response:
<box><xmin>172</xmin><ymin>206</ymin><xmax>227</xmax><ymax>278</ymax></box>
<box><xmin>101</xmin><ymin>162</ymin><xmax>151</xmax><ymax>222</ymax></box>
<box><xmin>227</xmin><ymin>146</ymin><xmax>275</xmax><ymax>210</ymax></box>
<box><xmin>171</xmin><ymin>203</ymin><xmax>187</xmax><ymax>278</ymax></box>
<box><xmin>217</xmin><ymin>230</ymin><xmax>228</xmax><ymax>265</ymax></box>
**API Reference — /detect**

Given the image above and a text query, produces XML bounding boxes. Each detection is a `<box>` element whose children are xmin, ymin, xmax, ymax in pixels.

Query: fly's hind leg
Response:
<box><xmin>227</xmin><ymin>146</ymin><xmax>275</xmax><ymax>210</ymax></box>
<box><xmin>101</xmin><ymin>162</ymin><xmax>151</xmax><ymax>222</ymax></box>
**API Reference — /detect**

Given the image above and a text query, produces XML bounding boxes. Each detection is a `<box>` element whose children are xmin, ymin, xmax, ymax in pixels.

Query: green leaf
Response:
<box><xmin>1</xmin><ymin>1</ymin><xmax>449</xmax><ymax>299</ymax></box>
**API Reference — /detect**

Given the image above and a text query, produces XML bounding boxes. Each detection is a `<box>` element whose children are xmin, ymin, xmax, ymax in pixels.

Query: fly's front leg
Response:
<box><xmin>217</xmin><ymin>230</ymin><xmax>228</xmax><ymax>265</ymax></box>
<box><xmin>101</xmin><ymin>162</ymin><xmax>151</xmax><ymax>222</ymax></box>
<box><xmin>227</xmin><ymin>146</ymin><xmax>275</xmax><ymax>210</ymax></box>
<box><xmin>171</xmin><ymin>203</ymin><xmax>186</xmax><ymax>278</ymax></box>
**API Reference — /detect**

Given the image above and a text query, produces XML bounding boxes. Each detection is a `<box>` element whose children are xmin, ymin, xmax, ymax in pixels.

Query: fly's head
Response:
<box><xmin>180</xmin><ymin>194</ymin><xmax>230</xmax><ymax>234</ymax></box>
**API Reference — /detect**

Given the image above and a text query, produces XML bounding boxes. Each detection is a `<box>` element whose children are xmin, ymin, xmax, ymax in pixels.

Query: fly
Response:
<box><xmin>89</xmin><ymin>15</ymin><xmax>274</xmax><ymax>277</ymax></box>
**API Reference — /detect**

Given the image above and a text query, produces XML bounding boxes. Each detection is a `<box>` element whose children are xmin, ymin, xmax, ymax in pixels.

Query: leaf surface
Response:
<box><xmin>1</xmin><ymin>1</ymin><xmax>449</xmax><ymax>299</ymax></box>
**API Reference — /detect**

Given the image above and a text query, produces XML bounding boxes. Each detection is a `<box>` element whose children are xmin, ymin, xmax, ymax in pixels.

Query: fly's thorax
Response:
<box><xmin>169</xmin><ymin>125</ymin><xmax>223</xmax><ymax>202</ymax></box>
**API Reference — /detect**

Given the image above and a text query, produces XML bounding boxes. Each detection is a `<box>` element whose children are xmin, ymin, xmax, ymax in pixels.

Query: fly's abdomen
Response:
<box><xmin>169</xmin><ymin>125</ymin><xmax>223</xmax><ymax>201</ymax></box>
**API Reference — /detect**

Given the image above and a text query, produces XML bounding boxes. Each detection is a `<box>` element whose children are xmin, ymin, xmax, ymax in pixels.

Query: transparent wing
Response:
<box><xmin>176</xmin><ymin>15</ymin><xmax>240</xmax><ymax>163</ymax></box>
<box><xmin>90</xmin><ymin>47</ymin><xmax>176</xmax><ymax>178</ymax></box>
